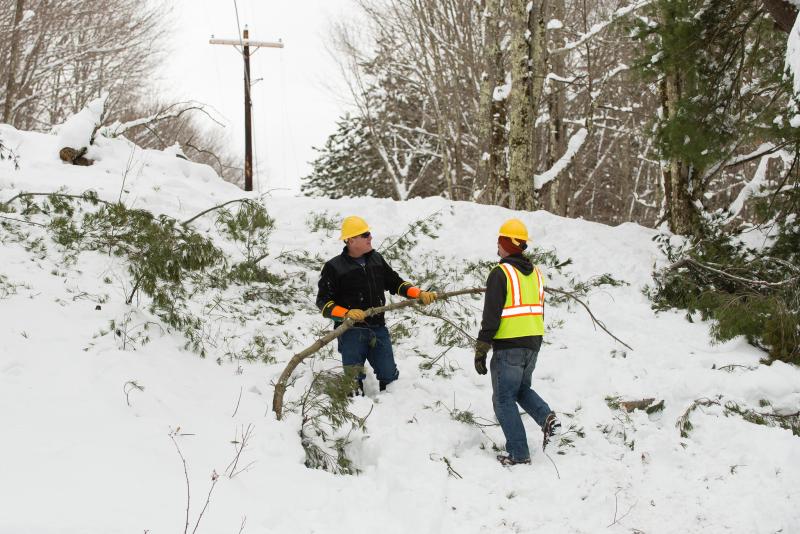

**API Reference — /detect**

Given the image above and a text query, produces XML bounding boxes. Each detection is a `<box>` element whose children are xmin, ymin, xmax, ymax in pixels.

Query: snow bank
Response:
<box><xmin>1</xmin><ymin>125</ymin><xmax>798</xmax><ymax>533</ymax></box>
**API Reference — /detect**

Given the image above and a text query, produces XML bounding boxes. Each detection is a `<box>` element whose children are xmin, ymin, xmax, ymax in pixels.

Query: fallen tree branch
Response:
<box><xmin>760</xmin><ymin>410</ymin><xmax>800</xmax><ymax>419</ymax></box>
<box><xmin>0</xmin><ymin>214</ymin><xmax>47</xmax><ymax>227</ymax></box>
<box><xmin>442</xmin><ymin>456</ymin><xmax>463</xmax><ymax>479</ymax></box>
<box><xmin>619</xmin><ymin>398</ymin><xmax>657</xmax><ymax>413</ymax></box>
<box><xmin>273</xmin><ymin>284</ymin><xmax>634</xmax><ymax>419</ymax></box>
<box><xmin>545</xmin><ymin>287</ymin><xmax>634</xmax><ymax>350</ymax></box>
<box><xmin>666</xmin><ymin>257</ymin><xmax>800</xmax><ymax>289</ymax></box>
<box><xmin>1</xmin><ymin>191</ymin><xmax>111</xmax><ymax>209</ymax></box>
<box><xmin>271</xmin><ymin>287</ymin><xmax>484</xmax><ymax>419</ymax></box>
<box><xmin>414</xmin><ymin>307</ymin><xmax>478</xmax><ymax>344</ymax></box>
<box><xmin>181</xmin><ymin>198</ymin><xmax>256</xmax><ymax>227</ymax></box>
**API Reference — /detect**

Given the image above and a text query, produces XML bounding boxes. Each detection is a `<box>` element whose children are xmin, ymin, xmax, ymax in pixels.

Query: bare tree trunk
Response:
<box><xmin>507</xmin><ymin>0</ymin><xmax>547</xmax><ymax>211</ymax></box>
<box><xmin>452</xmin><ymin>115</ymin><xmax>464</xmax><ymax>200</ymax></box>
<box><xmin>477</xmin><ymin>0</ymin><xmax>509</xmax><ymax>205</ymax></box>
<box><xmin>762</xmin><ymin>0</ymin><xmax>797</xmax><ymax>33</ymax></box>
<box><xmin>662</xmin><ymin>70</ymin><xmax>700</xmax><ymax>235</ymax></box>
<box><xmin>507</xmin><ymin>0</ymin><xmax>535</xmax><ymax>210</ymax></box>
<box><xmin>3</xmin><ymin>0</ymin><xmax>25</xmax><ymax>125</ymax></box>
<box><xmin>544</xmin><ymin>0</ymin><xmax>568</xmax><ymax>216</ymax></box>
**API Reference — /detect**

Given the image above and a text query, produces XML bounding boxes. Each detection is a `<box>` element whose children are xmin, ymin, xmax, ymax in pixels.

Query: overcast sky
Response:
<box><xmin>157</xmin><ymin>0</ymin><xmax>355</xmax><ymax>196</ymax></box>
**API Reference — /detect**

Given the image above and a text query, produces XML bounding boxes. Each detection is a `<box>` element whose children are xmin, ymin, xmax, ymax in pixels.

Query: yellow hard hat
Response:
<box><xmin>498</xmin><ymin>218</ymin><xmax>529</xmax><ymax>242</ymax></box>
<box><xmin>340</xmin><ymin>215</ymin><xmax>370</xmax><ymax>240</ymax></box>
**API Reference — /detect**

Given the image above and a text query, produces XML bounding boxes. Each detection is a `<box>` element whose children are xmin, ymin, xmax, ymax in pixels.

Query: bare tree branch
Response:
<box><xmin>545</xmin><ymin>287</ymin><xmax>634</xmax><ymax>350</ymax></box>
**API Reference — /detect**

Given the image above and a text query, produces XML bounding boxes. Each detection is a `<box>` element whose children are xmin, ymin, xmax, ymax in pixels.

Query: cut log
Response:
<box><xmin>619</xmin><ymin>398</ymin><xmax>658</xmax><ymax>412</ymax></box>
<box><xmin>59</xmin><ymin>146</ymin><xmax>93</xmax><ymax>166</ymax></box>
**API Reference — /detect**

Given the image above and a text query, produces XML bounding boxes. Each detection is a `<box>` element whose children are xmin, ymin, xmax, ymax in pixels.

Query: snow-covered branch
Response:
<box><xmin>722</xmin><ymin>143</ymin><xmax>785</xmax><ymax>169</ymax></box>
<box><xmin>100</xmin><ymin>103</ymin><xmax>219</xmax><ymax>138</ymax></box>
<box><xmin>550</xmin><ymin>0</ymin><xmax>654</xmax><ymax>55</ymax></box>
<box><xmin>534</xmin><ymin>128</ymin><xmax>589</xmax><ymax>189</ymax></box>
<box><xmin>725</xmin><ymin>151</ymin><xmax>793</xmax><ymax>221</ymax></box>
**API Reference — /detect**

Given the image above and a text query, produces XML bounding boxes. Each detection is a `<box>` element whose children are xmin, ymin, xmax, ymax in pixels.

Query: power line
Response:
<box><xmin>232</xmin><ymin>0</ymin><xmax>244</xmax><ymax>48</ymax></box>
<box><xmin>201</xmin><ymin>0</ymin><xmax>226</xmax><ymax>133</ymax></box>
<box><xmin>278</xmin><ymin>51</ymin><xmax>301</xmax><ymax>190</ymax></box>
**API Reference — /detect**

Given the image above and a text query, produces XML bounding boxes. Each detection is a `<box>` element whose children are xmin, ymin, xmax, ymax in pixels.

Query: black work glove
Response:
<box><xmin>474</xmin><ymin>341</ymin><xmax>491</xmax><ymax>375</ymax></box>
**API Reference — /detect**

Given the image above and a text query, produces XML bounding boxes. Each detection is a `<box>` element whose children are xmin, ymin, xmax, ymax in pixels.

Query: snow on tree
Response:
<box><xmin>54</xmin><ymin>93</ymin><xmax>108</xmax><ymax>151</ymax></box>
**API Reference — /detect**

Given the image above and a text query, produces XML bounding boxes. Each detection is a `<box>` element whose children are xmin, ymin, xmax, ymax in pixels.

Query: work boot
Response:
<box><xmin>496</xmin><ymin>454</ymin><xmax>531</xmax><ymax>466</ymax></box>
<box><xmin>379</xmin><ymin>380</ymin><xmax>388</xmax><ymax>392</ymax></box>
<box><xmin>542</xmin><ymin>412</ymin><xmax>562</xmax><ymax>451</ymax></box>
<box><xmin>347</xmin><ymin>379</ymin><xmax>365</xmax><ymax>398</ymax></box>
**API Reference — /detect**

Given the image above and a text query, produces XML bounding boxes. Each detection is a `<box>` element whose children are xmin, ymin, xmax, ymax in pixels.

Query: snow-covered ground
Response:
<box><xmin>1</xmin><ymin>124</ymin><xmax>799</xmax><ymax>533</ymax></box>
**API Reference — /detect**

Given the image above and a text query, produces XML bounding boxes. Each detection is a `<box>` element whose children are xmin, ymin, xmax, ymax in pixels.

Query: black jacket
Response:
<box><xmin>477</xmin><ymin>254</ymin><xmax>542</xmax><ymax>351</ymax></box>
<box><xmin>316</xmin><ymin>248</ymin><xmax>414</xmax><ymax>326</ymax></box>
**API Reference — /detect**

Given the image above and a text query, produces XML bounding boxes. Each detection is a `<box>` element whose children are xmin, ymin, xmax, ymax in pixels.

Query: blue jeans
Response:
<box><xmin>337</xmin><ymin>325</ymin><xmax>399</xmax><ymax>385</ymax></box>
<box><xmin>490</xmin><ymin>345</ymin><xmax>551</xmax><ymax>461</ymax></box>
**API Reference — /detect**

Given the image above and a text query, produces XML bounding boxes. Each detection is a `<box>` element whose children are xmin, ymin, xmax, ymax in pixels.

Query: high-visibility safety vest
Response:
<box><xmin>494</xmin><ymin>263</ymin><xmax>545</xmax><ymax>339</ymax></box>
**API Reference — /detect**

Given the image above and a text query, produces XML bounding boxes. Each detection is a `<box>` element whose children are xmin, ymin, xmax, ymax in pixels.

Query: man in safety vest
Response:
<box><xmin>474</xmin><ymin>218</ymin><xmax>561</xmax><ymax>466</ymax></box>
<box><xmin>317</xmin><ymin>215</ymin><xmax>437</xmax><ymax>396</ymax></box>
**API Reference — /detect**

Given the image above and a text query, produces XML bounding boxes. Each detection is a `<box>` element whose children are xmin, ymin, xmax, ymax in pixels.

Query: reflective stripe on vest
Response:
<box><xmin>495</xmin><ymin>263</ymin><xmax>545</xmax><ymax>339</ymax></box>
<box><xmin>501</xmin><ymin>304</ymin><xmax>544</xmax><ymax>318</ymax></box>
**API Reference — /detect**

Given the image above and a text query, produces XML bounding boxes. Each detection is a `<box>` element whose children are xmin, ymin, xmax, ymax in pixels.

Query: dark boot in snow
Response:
<box><xmin>496</xmin><ymin>454</ymin><xmax>531</xmax><ymax>466</ymax></box>
<box><xmin>379</xmin><ymin>380</ymin><xmax>388</xmax><ymax>392</ymax></box>
<box><xmin>348</xmin><ymin>379</ymin><xmax>365</xmax><ymax>398</ymax></box>
<box><xmin>542</xmin><ymin>412</ymin><xmax>562</xmax><ymax>451</ymax></box>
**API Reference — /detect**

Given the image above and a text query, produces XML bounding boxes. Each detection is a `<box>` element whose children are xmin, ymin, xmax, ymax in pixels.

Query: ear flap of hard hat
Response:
<box><xmin>340</xmin><ymin>215</ymin><xmax>370</xmax><ymax>240</ymax></box>
<box><xmin>510</xmin><ymin>237</ymin><xmax>528</xmax><ymax>250</ymax></box>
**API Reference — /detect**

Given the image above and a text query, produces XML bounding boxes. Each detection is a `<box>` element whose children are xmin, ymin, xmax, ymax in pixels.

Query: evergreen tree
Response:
<box><xmin>641</xmin><ymin>0</ymin><xmax>800</xmax><ymax>363</ymax></box>
<box><xmin>302</xmin><ymin>114</ymin><xmax>391</xmax><ymax>198</ymax></box>
<box><xmin>312</xmin><ymin>26</ymin><xmax>446</xmax><ymax>200</ymax></box>
<box><xmin>635</xmin><ymin>0</ymin><xmax>797</xmax><ymax>234</ymax></box>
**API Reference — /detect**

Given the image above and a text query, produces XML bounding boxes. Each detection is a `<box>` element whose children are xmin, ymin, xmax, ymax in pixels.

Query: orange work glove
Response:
<box><xmin>418</xmin><ymin>291</ymin><xmax>437</xmax><ymax>305</ymax></box>
<box><xmin>345</xmin><ymin>309</ymin><xmax>366</xmax><ymax>322</ymax></box>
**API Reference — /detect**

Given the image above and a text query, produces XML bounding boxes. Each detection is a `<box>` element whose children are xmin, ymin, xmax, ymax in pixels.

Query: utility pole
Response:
<box><xmin>210</xmin><ymin>28</ymin><xmax>283</xmax><ymax>192</ymax></box>
<box><xmin>3</xmin><ymin>0</ymin><xmax>25</xmax><ymax>125</ymax></box>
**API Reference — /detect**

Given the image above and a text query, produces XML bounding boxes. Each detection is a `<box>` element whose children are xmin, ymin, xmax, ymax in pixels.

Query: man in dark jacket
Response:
<box><xmin>317</xmin><ymin>215</ymin><xmax>436</xmax><ymax>395</ymax></box>
<box><xmin>474</xmin><ymin>218</ymin><xmax>560</xmax><ymax>465</ymax></box>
